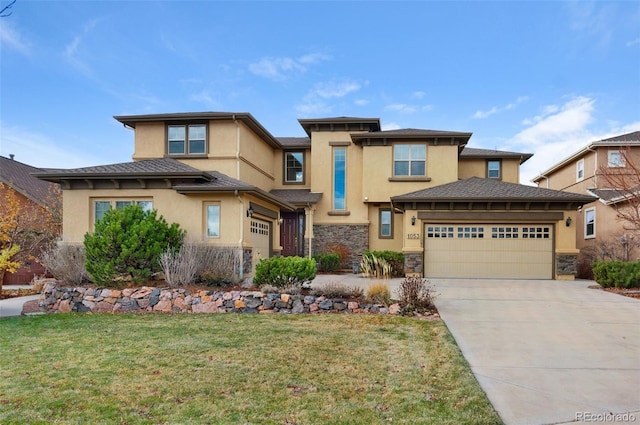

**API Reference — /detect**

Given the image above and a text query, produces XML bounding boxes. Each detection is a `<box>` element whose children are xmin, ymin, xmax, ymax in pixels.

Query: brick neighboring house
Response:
<box><xmin>532</xmin><ymin>131</ymin><xmax>640</xmax><ymax>270</ymax></box>
<box><xmin>35</xmin><ymin>112</ymin><xmax>594</xmax><ymax>280</ymax></box>
<box><xmin>0</xmin><ymin>155</ymin><xmax>61</xmax><ymax>284</ymax></box>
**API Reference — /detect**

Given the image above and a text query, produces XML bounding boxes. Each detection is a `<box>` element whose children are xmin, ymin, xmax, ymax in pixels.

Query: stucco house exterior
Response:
<box><xmin>0</xmin><ymin>155</ymin><xmax>61</xmax><ymax>284</ymax></box>
<box><xmin>35</xmin><ymin>112</ymin><xmax>594</xmax><ymax>280</ymax></box>
<box><xmin>532</xmin><ymin>131</ymin><xmax>640</xmax><ymax>266</ymax></box>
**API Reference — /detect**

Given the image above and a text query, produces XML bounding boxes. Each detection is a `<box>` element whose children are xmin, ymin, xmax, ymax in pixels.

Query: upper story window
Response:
<box><xmin>333</xmin><ymin>147</ymin><xmax>346</xmax><ymax>210</ymax></box>
<box><xmin>577</xmin><ymin>159</ymin><xmax>584</xmax><ymax>181</ymax></box>
<box><xmin>168</xmin><ymin>124</ymin><xmax>206</xmax><ymax>155</ymax></box>
<box><xmin>487</xmin><ymin>160</ymin><xmax>501</xmax><ymax>179</ymax></box>
<box><xmin>284</xmin><ymin>152</ymin><xmax>304</xmax><ymax>184</ymax></box>
<box><xmin>393</xmin><ymin>144</ymin><xmax>426</xmax><ymax>176</ymax></box>
<box><xmin>608</xmin><ymin>150</ymin><xmax>626</xmax><ymax>168</ymax></box>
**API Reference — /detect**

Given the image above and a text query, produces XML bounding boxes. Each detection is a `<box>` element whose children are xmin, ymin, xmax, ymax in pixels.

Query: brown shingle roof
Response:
<box><xmin>0</xmin><ymin>155</ymin><xmax>60</xmax><ymax>207</ymax></box>
<box><xmin>277</xmin><ymin>137</ymin><xmax>311</xmax><ymax>148</ymax></box>
<box><xmin>600</xmin><ymin>131</ymin><xmax>640</xmax><ymax>143</ymax></box>
<box><xmin>269</xmin><ymin>189</ymin><xmax>322</xmax><ymax>205</ymax></box>
<box><xmin>391</xmin><ymin>177</ymin><xmax>596</xmax><ymax>203</ymax></box>
<box><xmin>460</xmin><ymin>147</ymin><xmax>533</xmax><ymax>164</ymax></box>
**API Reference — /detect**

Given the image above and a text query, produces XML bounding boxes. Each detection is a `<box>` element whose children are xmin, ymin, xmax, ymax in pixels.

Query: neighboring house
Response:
<box><xmin>0</xmin><ymin>155</ymin><xmax>61</xmax><ymax>284</ymax></box>
<box><xmin>532</xmin><ymin>131</ymin><xmax>640</xmax><ymax>265</ymax></box>
<box><xmin>35</xmin><ymin>113</ymin><xmax>594</xmax><ymax>280</ymax></box>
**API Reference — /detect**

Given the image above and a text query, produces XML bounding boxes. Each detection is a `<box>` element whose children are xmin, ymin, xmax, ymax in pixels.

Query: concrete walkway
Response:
<box><xmin>312</xmin><ymin>274</ymin><xmax>640</xmax><ymax>425</ymax></box>
<box><xmin>0</xmin><ymin>285</ymin><xmax>40</xmax><ymax>318</ymax></box>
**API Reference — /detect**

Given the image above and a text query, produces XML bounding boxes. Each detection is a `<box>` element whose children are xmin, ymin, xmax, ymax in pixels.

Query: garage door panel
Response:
<box><xmin>424</xmin><ymin>224</ymin><xmax>552</xmax><ymax>279</ymax></box>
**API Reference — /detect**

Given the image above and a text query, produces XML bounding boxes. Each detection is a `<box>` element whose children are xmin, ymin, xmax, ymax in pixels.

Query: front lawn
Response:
<box><xmin>0</xmin><ymin>314</ymin><xmax>501</xmax><ymax>424</ymax></box>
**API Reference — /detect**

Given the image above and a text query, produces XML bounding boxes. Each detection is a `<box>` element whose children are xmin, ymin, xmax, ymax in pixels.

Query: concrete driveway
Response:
<box><xmin>432</xmin><ymin>278</ymin><xmax>640</xmax><ymax>425</ymax></box>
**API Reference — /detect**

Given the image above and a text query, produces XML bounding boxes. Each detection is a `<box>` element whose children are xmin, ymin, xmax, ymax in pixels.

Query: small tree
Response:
<box><xmin>84</xmin><ymin>205</ymin><xmax>185</xmax><ymax>287</ymax></box>
<box><xmin>597</xmin><ymin>146</ymin><xmax>640</xmax><ymax>233</ymax></box>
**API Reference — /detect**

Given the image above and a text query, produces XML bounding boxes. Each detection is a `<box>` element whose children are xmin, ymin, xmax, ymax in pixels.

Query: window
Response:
<box><xmin>491</xmin><ymin>227</ymin><xmax>519</xmax><ymax>239</ymax></box>
<box><xmin>379</xmin><ymin>209</ymin><xmax>392</xmax><ymax>238</ymax></box>
<box><xmin>394</xmin><ymin>144</ymin><xmax>426</xmax><ymax>176</ymax></box>
<box><xmin>608</xmin><ymin>150</ymin><xmax>625</xmax><ymax>168</ymax></box>
<box><xmin>457</xmin><ymin>226</ymin><xmax>484</xmax><ymax>238</ymax></box>
<box><xmin>205</xmin><ymin>203</ymin><xmax>220</xmax><ymax>238</ymax></box>
<box><xmin>522</xmin><ymin>227</ymin><xmax>550</xmax><ymax>239</ymax></box>
<box><xmin>487</xmin><ymin>160</ymin><xmax>501</xmax><ymax>179</ymax></box>
<box><xmin>585</xmin><ymin>208</ymin><xmax>595</xmax><ymax>238</ymax></box>
<box><xmin>284</xmin><ymin>152</ymin><xmax>304</xmax><ymax>183</ymax></box>
<box><xmin>93</xmin><ymin>199</ymin><xmax>153</xmax><ymax>226</ymax></box>
<box><xmin>577</xmin><ymin>159</ymin><xmax>584</xmax><ymax>181</ymax></box>
<box><xmin>168</xmin><ymin>124</ymin><xmax>206</xmax><ymax>155</ymax></box>
<box><xmin>426</xmin><ymin>226</ymin><xmax>454</xmax><ymax>238</ymax></box>
<box><xmin>333</xmin><ymin>147</ymin><xmax>346</xmax><ymax>210</ymax></box>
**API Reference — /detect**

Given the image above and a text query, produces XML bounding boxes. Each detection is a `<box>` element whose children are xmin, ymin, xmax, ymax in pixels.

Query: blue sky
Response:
<box><xmin>1</xmin><ymin>0</ymin><xmax>639</xmax><ymax>184</ymax></box>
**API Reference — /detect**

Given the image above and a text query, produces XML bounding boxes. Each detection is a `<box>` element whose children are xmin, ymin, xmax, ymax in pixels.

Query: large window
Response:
<box><xmin>168</xmin><ymin>124</ymin><xmax>206</xmax><ymax>155</ymax></box>
<box><xmin>284</xmin><ymin>152</ymin><xmax>304</xmax><ymax>183</ymax></box>
<box><xmin>585</xmin><ymin>207</ymin><xmax>596</xmax><ymax>238</ymax></box>
<box><xmin>393</xmin><ymin>144</ymin><xmax>426</xmax><ymax>176</ymax></box>
<box><xmin>205</xmin><ymin>203</ymin><xmax>220</xmax><ymax>238</ymax></box>
<box><xmin>333</xmin><ymin>147</ymin><xmax>346</xmax><ymax>210</ymax></box>
<box><xmin>379</xmin><ymin>209</ymin><xmax>392</xmax><ymax>238</ymax></box>
<box><xmin>487</xmin><ymin>160</ymin><xmax>501</xmax><ymax>179</ymax></box>
<box><xmin>577</xmin><ymin>159</ymin><xmax>584</xmax><ymax>181</ymax></box>
<box><xmin>93</xmin><ymin>199</ymin><xmax>153</xmax><ymax>225</ymax></box>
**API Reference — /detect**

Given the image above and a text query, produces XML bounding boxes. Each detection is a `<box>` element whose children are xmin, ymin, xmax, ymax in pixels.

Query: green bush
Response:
<box><xmin>363</xmin><ymin>250</ymin><xmax>404</xmax><ymax>277</ymax></box>
<box><xmin>592</xmin><ymin>261</ymin><xmax>640</xmax><ymax>288</ymax></box>
<box><xmin>253</xmin><ymin>256</ymin><xmax>316</xmax><ymax>288</ymax></box>
<box><xmin>313</xmin><ymin>252</ymin><xmax>341</xmax><ymax>272</ymax></box>
<box><xmin>84</xmin><ymin>205</ymin><xmax>185</xmax><ymax>287</ymax></box>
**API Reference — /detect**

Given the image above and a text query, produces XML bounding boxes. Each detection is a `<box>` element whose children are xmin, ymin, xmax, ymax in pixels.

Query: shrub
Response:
<box><xmin>84</xmin><ymin>205</ymin><xmax>185</xmax><ymax>287</ymax></box>
<box><xmin>159</xmin><ymin>244</ymin><xmax>242</xmax><ymax>288</ymax></box>
<box><xmin>367</xmin><ymin>283</ymin><xmax>391</xmax><ymax>305</ymax></box>
<box><xmin>363</xmin><ymin>250</ymin><xmax>404</xmax><ymax>277</ymax></box>
<box><xmin>397</xmin><ymin>276</ymin><xmax>436</xmax><ymax>314</ymax></box>
<box><xmin>253</xmin><ymin>256</ymin><xmax>316</xmax><ymax>289</ymax></box>
<box><xmin>360</xmin><ymin>253</ymin><xmax>392</xmax><ymax>278</ymax></box>
<box><xmin>322</xmin><ymin>242</ymin><xmax>350</xmax><ymax>268</ymax></box>
<box><xmin>310</xmin><ymin>283</ymin><xmax>364</xmax><ymax>299</ymax></box>
<box><xmin>41</xmin><ymin>244</ymin><xmax>89</xmax><ymax>285</ymax></box>
<box><xmin>313</xmin><ymin>252</ymin><xmax>341</xmax><ymax>272</ymax></box>
<box><xmin>197</xmin><ymin>246</ymin><xmax>242</xmax><ymax>286</ymax></box>
<box><xmin>592</xmin><ymin>261</ymin><xmax>640</xmax><ymax>288</ymax></box>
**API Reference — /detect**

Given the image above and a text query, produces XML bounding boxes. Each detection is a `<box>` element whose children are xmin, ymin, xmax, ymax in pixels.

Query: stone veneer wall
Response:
<box><xmin>39</xmin><ymin>282</ymin><xmax>401</xmax><ymax>315</ymax></box>
<box><xmin>313</xmin><ymin>224</ymin><xmax>369</xmax><ymax>268</ymax></box>
<box><xmin>556</xmin><ymin>254</ymin><xmax>578</xmax><ymax>276</ymax></box>
<box><xmin>404</xmin><ymin>252</ymin><xmax>423</xmax><ymax>276</ymax></box>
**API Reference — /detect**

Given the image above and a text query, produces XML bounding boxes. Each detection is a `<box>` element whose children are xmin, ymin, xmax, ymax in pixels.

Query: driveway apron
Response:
<box><xmin>432</xmin><ymin>278</ymin><xmax>640</xmax><ymax>425</ymax></box>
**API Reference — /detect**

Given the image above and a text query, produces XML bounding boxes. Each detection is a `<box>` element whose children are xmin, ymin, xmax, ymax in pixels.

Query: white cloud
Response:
<box><xmin>295</xmin><ymin>80</ymin><xmax>363</xmax><ymax>115</ymax></box>
<box><xmin>626</xmin><ymin>38</ymin><xmax>640</xmax><ymax>47</ymax></box>
<box><xmin>248</xmin><ymin>52</ymin><xmax>330</xmax><ymax>81</ymax></box>
<box><xmin>411</xmin><ymin>91</ymin><xmax>427</xmax><ymax>100</ymax></box>
<box><xmin>354</xmin><ymin>99</ymin><xmax>369</xmax><ymax>106</ymax></box>
<box><xmin>382</xmin><ymin>122</ymin><xmax>401</xmax><ymax>131</ymax></box>
<box><xmin>385</xmin><ymin>103</ymin><xmax>418</xmax><ymax>113</ymax></box>
<box><xmin>63</xmin><ymin>19</ymin><xmax>101</xmax><ymax>75</ymax></box>
<box><xmin>189</xmin><ymin>90</ymin><xmax>221</xmax><ymax>109</ymax></box>
<box><xmin>0</xmin><ymin>22</ymin><xmax>30</xmax><ymax>55</ymax></box>
<box><xmin>472</xmin><ymin>96</ymin><xmax>528</xmax><ymax>119</ymax></box>
<box><xmin>0</xmin><ymin>123</ymin><xmax>103</xmax><ymax>169</ymax></box>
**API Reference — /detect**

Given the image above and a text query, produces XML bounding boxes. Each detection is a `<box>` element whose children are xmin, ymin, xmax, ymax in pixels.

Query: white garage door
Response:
<box><xmin>250</xmin><ymin>219</ymin><xmax>271</xmax><ymax>265</ymax></box>
<box><xmin>424</xmin><ymin>224</ymin><xmax>553</xmax><ymax>279</ymax></box>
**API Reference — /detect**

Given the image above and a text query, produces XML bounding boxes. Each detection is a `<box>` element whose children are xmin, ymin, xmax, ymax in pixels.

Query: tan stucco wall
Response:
<box><xmin>272</xmin><ymin>149</ymin><xmax>311</xmax><ymax>189</ymax></box>
<box><xmin>458</xmin><ymin>158</ymin><xmax>521</xmax><ymax>183</ymax></box>
<box><xmin>367</xmin><ymin>205</ymin><xmax>404</xmax><ymax>252</ymax></box>
<box><xmin>132</xmin><ymin>122</ymin><xmax>165</xmax><ymax>160</ymax></box>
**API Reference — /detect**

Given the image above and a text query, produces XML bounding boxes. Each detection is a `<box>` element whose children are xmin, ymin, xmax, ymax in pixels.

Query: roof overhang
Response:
<box><xmin>298</xmin><ymin>117</ymin><xmax>381</xmax><ymax>136</ymax></box>
<box><xmin>351</xmin><ymin>130</ymin><xmax>472</xmax><ymax>148</ymax></box>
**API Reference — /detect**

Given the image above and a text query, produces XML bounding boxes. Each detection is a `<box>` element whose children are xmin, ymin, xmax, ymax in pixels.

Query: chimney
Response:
<box><xmin>9</xmin><ymin>154</ymin><xmax>14</xmax><ymax>160</ymax></box>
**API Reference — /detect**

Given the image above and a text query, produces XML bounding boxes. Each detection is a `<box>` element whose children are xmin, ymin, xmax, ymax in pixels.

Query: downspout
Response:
<box><xmin>306</xmin><ymin>203</ymin><xmax>314</xmax><ymax>260</ymax></box>
<box><xmin>587</xmin><ymin>146</ymin><xmax>597</xmax><ymax>188</ymax></box>
<box><xmin>233</xmin><ymin>115</ymin><xmax>240</xmax><ymax>180</ymax></box>
<box><xmin>236</xmin><ymin>190</ymin><xmax>244</xmax><ymax>280</ymax></box>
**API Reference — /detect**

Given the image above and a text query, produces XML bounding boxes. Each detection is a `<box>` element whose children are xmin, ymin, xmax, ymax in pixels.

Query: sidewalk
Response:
<box><xmin>0</xmin><ymin>285</ymin><xmax>40</xmax><ymax>318</ymax></box>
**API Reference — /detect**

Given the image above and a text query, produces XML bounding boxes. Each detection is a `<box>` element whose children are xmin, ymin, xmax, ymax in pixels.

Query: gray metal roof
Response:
<box><xmin>391</xmin><ymin>177</ymin><xmax>596</xmax><ymax>203</ymax></box>
<box><xmin>460</xmin><ymin>147</ymin><xmax>533</xmax><ymax>163</ymax></box>
<box><xmin>277</xmin><ymin>137</ymin><xmax>311</xmax><ymax>148</ymax></box>
<box><xmin>0</xmin><ymin>155</ymin><xmax>60</xmax><ymax>207</ymax></box>
<box><xmin>269</xmin><ymin>189</ymin><xmax>322</xmax><ymax>205</ymax></box>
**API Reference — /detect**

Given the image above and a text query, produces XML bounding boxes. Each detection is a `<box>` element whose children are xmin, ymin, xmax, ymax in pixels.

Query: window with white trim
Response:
<box><xmin>585</xmin><ymin>207</ymin><xmax>596</xmax><ymax>238</ymax></box>
<box><xmin>487</xmin><ymin>160</ymin><xmax>501</xmax><ymax>179</ymax></box>
<box><xmin>205</xmin><ymin>203</ymin><xmax>220</xmax><ymax>238</ymax></box>
<box><xmin>284</xmin><ymin>152</ymin><xmax>304</xmax><ymax>183</ymax></box>
<box><xmin>608</xmin><ymin>150</ymin><xmax>625</xmax><ymax>168</ymax></box>
<box><xmin>393</xmin><ymin>144</ymin><xmax>426</xmax><ymax>176</ymax></box>
<box><xmin>577</xmin><ymin>159</ymin><xmax>584</xmax><ymax>181</ymax></box>
<box><xmin>168</xmin><ymin>124</ymin><xmax>207</xmax><ymax>155</ymax></box>
<box><xmin>93</xmin><ymin>199</ymin><xmax>153</xmax><ymax>226</ymax></box>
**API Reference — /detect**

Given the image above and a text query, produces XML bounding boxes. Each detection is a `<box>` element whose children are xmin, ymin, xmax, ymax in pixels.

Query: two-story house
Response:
<box><xmin>35</xmin><ymin>112</ymin><xmax>594</xmax><ymax>281</ymax></box>
<box><xmin>532</xmin><ymin>131</ymin><xmax>640</xmax><ymax>266</ymax></box>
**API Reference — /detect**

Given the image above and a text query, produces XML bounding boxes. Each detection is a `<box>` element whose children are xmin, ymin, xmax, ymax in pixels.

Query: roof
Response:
<box><xmin>0</xmin><ymin>155</ymin><xmax>60</xmax><ymax>207</ymax></box>
<box><xmin>298</xmin><ymin>116</ymin><xmax>381</xmax><ymax>136</ymax></box>
<box><xmin>588</xmin><ymin>186</ymin><xmax>640</xmax><ymax>205</ymax></box>
<box><xmin>32</xmin><ymin>158</ymin><xmax>212</xmax><ymax>181</ymax></box>
<box><xmin>460</xmin><ymin>147</ymin><xmax>533</xmax><ymax>164</ymax></box>
<box><xmin>532</xmin><ymin>130</ymin><xmax>640</xmax><ymax>182</ymax></box>
<box><xmin>113</xmin><ymin>112</ymin><xmax>282</xmax><ymax>149</ymax></box>
<box><xmin>269</xmin><ymin>189</ymin><xmax>322</xmax><ymax>205</ymax></box>
<box><xmin>277</xmin><ymin>137</ymin><xmax>311</xmax><ymax>148</ymax></box>
<box><xmin>391</xmin><ymin>177</ymin><xmax>596</xmax><ymax>203</ymax></box>
<box><xmin>351</xmin><ymin>128</ymin><xmax>472</xmax><ymax>146</ymax></box>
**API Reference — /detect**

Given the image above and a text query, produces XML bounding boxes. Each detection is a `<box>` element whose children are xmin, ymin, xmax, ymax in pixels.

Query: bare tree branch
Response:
<box><xmin>0</xmin><ymin>0</ymin><xmax>16</xmax><ymax>18</ymax></box>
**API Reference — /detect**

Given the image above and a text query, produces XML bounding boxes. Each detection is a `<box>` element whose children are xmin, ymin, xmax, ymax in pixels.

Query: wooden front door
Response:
<box><xmin>280</xmin><ymin>212</ymin><xmax>301</xmax><ymax>256</ymax></box>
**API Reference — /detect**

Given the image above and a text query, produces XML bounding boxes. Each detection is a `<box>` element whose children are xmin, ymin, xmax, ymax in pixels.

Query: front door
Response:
<box><xmin>281</xmin><ymin>212</ymin><xmax>301</xmax><ymax>256</ymax></box>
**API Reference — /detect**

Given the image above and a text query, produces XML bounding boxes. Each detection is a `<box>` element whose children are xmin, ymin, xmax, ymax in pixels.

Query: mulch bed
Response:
<box><xmin>588</xmin><ymin>285</ymin><xmax>640</xmax><ymax>299</ymax></box>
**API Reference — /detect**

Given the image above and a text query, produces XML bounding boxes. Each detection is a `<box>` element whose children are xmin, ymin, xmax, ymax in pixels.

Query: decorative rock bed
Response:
<box><xmin>39</xmin><ymin>282</ymin><xmax>402</xmax><ymax>315</ymax></box>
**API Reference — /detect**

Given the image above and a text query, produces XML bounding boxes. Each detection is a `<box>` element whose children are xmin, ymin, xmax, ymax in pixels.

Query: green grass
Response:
<box><xmin>0</xmin><ymin>314</ymin><xmax>502</xmax><ymax>425</ymax></box>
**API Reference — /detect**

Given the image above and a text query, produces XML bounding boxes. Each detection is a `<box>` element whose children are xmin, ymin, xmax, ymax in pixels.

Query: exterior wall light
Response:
<box><xmin>411</xmin><ymin>216</ymin><xmax>416</xmax><ymax>226</ymax></box>
<box><xmin>247</xmin><ymin>206</ymin><xmax>254</xmax><ymax>217</ymax></box>
<box><xmin>565</xmin><ymin>217</ymin><xmax>572</xmax><ymax>227</ymax></box>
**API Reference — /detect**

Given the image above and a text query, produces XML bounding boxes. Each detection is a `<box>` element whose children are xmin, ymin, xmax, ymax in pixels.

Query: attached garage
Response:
<box><xmin>250</xmin><ymin>218</ymin><xmax>272</xmax><ymax>265</ymax></box>
<box><xmin>423</xmin><ymin>224</ymin><xmax>553</xmax><ymax>279</ymax></box>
